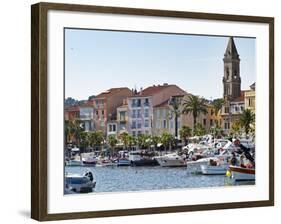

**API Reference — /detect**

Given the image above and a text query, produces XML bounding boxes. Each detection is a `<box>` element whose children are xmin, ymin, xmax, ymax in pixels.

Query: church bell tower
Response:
<box><xmin>223</xmin><ymin>37</ymin><xmax>241</xmax><ymax>101</ymax></box>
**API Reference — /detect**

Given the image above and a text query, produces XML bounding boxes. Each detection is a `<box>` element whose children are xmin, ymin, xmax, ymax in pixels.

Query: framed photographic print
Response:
<box><xmin>31</xmin><ymin>2</ymin><xmax>274</xmax><ymax>221</ymax></box>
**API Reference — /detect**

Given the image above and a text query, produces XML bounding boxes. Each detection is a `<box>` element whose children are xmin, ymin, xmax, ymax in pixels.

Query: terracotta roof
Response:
<box><xmin>154</xmin><ymin>99</ymin><xmax>169</xmax><ymax>108</ymax></box>
<box><xmin>78</xmin><ymin>100</ymin><xmax>94</xmax><ymax>107</ymax></box>
<box><xmin>141</xmin><ymin>85</ymin><xmax>175</xmax><ymax>97</ymax></box>
<box><xmin>95</xmin><ymin>87</ymin><xmax>132</xmax><ymax>99</ymax></box>
<box><xmin>117</xmin><ymin>104</ymin><xmax>128</xmax><ymax>109</ymax></box>
<box><xmin>131</xmin><ymin>84</ymin><xmax>186</xmax><ymax>98</ymax></box>
<box><xmin>65</xmin><ymin>105</ymin><xmax>80</xmax><ymax>111</ymax></box>
<box><xmin>232</xmin><ymin>91</ymin><xmax>245</xmax><ymax>102</ymax></box>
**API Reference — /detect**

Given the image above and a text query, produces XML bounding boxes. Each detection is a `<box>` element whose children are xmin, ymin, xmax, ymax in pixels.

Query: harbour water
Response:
<box><xmin>65</xmin><ymin>165</ymin><xmax>255</xmax><ymax>193</ymax></box>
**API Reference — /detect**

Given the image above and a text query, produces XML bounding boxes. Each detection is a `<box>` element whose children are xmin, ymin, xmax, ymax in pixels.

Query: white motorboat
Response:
<box><xmin>65</xmin><ymin>171</ymin><xmax>96</xmax><ymax>193</ymax></box>
<box><xmin>129</xmin><ymin>150</ymin><xmax>158</xmax><ymax>166</ymax></box>
<box><xmin>155</xmin><ymin>153</ymin><xmax>186</xmax><ymax>167</ymax></box>
<box><xmin>229</xmin><ymin>165</ymin><xmax>255</xmax><ymax>181</ymax></box>
<box><xmin>200</xmin><ymin>164</ymin><xmax>229</xmax><ymax>175</ymax></box>
<box><xmin>117</xmin><ymin>158</ymin><xmax>131</xmax><ymax>166</ymax></box>
<box><xmin>65</xmin><ymin>159</ymin><xmax>83</xmax><ymax>166</ymax></box>
<box><xmin>82</xmin><ymin>157</ymin><xmax>98</xmax><ymax>165</ymax></box>
<box><xmin>186</xmin><ymin>157</ymin><xmax>220</xmax><ymax>167</ymax></box>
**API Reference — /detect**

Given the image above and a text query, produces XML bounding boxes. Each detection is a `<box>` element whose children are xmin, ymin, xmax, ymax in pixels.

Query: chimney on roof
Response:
<box><xmin>163</xmin><ymin>83</ymin><xmax>168</xmax><ymax>86</ymax></box>
<box><xmin>140</xmin><ymin>87</ymin><xmax>143</xmax><ymax>95</ymax></box>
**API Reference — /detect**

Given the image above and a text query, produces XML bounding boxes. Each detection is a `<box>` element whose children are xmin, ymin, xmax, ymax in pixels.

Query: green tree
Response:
<box><xmin>88</xmin><ymin>131</ymin><xmax>104</xmax><ymax>150</ymax></box>
<box><xmin>64</xmin><ymin>120</ymin><xmax>84</xmax><ymax>146</ymax></box>
<box><xmin>127</xmin><ymin>135</ymin><xmax>136</xmax><ymax>150</ymax></box>
<box><xmin>64</xmin><ymin>120</ymin><xmax>72</xmax><ymax>145</ymax></box>
<box><xmin>161</xmin><ymin>132</ymin><xmax>175</xmax><ymax>151</ymax></box>
<box><xmin>211</xmin><ymin>122</ymin><xmax>223</xmax><ymax>138</ymax></box>
<box><xmin>231</xmin><ymin>120</ymin><xmax>241</xmax><ymax>136</ymax></box>
<box><xmin>179</xmin><ymin>125</ymin><xmax>192</xmax><ymax>146</ymax></box>
<box><xmin>137</xmin><ymin>134</ymin><xmax>151</xmax><ymax>149</ymax></box>
<box><xmin>108</xmin><ymin>135</ymin><xmax>117</xmax><ymax>155</ymax></box>
<box><xmin>79</xmin><ymin>132</ymin><xmax>90</xmax><ymax>151</ymax></box>
<box><xmin>182</xmin><ymin>95</ymin><xmax>208</xmax><ymax>128</ymax></box>
<box><xmin>120</xmin><ymin>132</ymin><xmax>129</xmax><ymax>150</ymax></box>
<box><xmin>151</xmin><ymin>135</ymin><xmax>160</xmax><ymax>151</ymax></box>
<box><xmin>212</xmin><ymin>98</ymin><xmax>224</xmax><ymax>116</ymax></box>
<box><xmin>239</xmin><ymin>109</ymin><xmax>255</xmax><ymax>136</ymax></box>
<box><xmin>168</xmin><ymin>96</ymin><xmax>182</xmax><ymax>138</ymax></box>
<box><xmin>193</xmin><ymin>123</ymin><xmax>206</xmax><ymax>136</ymax></box>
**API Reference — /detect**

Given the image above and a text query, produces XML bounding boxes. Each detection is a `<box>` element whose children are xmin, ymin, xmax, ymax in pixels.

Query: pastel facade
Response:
<box><xmin>116</xmin><ymin>101</ymin><xmax>129</xmax><ymax>135</ymax></box>
<box><xmin>127</xmin><ymin>96</ymin><xmax>153</xmax><ymax>136</ymax></box>
<box><xmin>153</xmin><ymin>100</ymin><xmax>175</xmax><ymax>136</ymax></box>
<box><xmin>92</xmin><ymin>87</ymin><xmax>133</xmax><ymax>134</ymax></box>
<box><xmin>244</xmin><ymin>83</ymin><xmax>255</xmax><ymax>112</ymax></box>
<box><xmin>65</xmin><ymin>105</ymin><xmax>80</xmax><ymax>121</ymax></box>
<box><xmin>79</xmin><ymin>102</ymin><xmax>94</xmax><ymax>132</ymax></box>
<box><xmin>127</xmin><ymin>84</ymin><xmax>186</xmax><ymax>136</ymax></box>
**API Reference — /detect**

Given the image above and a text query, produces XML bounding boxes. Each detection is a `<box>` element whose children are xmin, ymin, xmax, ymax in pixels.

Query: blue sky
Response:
<box><xmin>65</xmin><ymin>29</ymin><xmax>256</xmax><ymax>100</ymax></box>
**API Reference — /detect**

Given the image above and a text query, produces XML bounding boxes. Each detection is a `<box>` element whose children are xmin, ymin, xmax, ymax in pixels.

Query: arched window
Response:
<box><xmin>226</xmin><ymin>67</ymin><xmax>230</xmax><ymax>79</ymax></box>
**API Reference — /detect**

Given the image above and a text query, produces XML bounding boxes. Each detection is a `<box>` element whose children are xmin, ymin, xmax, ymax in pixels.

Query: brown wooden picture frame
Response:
<box><xmin>31</xmin><ymin>2</ymin><xmax>274</xmax><ymax>221</ymax></box>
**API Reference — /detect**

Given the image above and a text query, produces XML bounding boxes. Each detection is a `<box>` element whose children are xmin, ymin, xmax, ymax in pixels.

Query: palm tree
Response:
<box><xmin>64</xmin><ymin>120</ymin><xmax>72</xmax><ymax>145</ymax></box>
<box><xmin>212</xmin><ymin>98</ymin><xmax>224</xmax><ymax>116</ymax></box>
<box><xmin>64</xmin><ymin>120</ymin><xmax>83</xmax><ymax>146</ymax></box>
<box><xmin>127</xmin><ymin>135</ymin><xmax>136</xmax><ymax>150</ymax></box>
<box><xmin>120</xmin><ymin>132</ymin><xmax>129</xmax><ymax>150</ymax></box>
<box><xmin>211</xmin><ymin>122</ymin><xmax>223</xmax><ymax>138</ymax></box>
<box><xmin>79</xmin><ymin>131</ymin><xmax>90</xmax><ymax>152</ymax></box>
<box><xmin>231</xmin><ymin>120</ymin><xmax>241</xmax><ymax>136</ymax></box>
<box><xmin>193</xmin><ymin>123</ymin><xmax>206</xmax><ymax>136</ymax></box>
<box><xmin>179</xmin><ymin>125</ymin><xmax>192</xmax><ymax>146</ymax></box>
<box><xmin>161</xmin><ymin>132</ymin><xmax>174</xmax><ymax>152</ymax></box>
<box><xmin>168</xmin><ymin>96</ymin><xmax>182</xmax><ymax>138</ymax></box>
<box><xmin>182</xmin><ymin>95</ymin><xmax>208</xmax><ymax>128</ymax></box>
<box><xmin>239</xmin><ymin>109</ymin><xmax>255</xmax><ymax>136</ymax></box>
<box><xmin>72</xmin><ymin>120</ymin><xmax>84</xmax><ymax>146</ymax></box>
<box><xmin>88</xmin><ymin>131</ymin><xmax>104</xmax><ymax>150</ymax></box>
<box><xmin>108</xmin><ymin>135</ymin><xmax>117</xmax><ymax>156</ymax></box>
<box><xmin>151</xmin><ymin>135</ymin><xmax>160</xmax><ymax>151</ymax></box>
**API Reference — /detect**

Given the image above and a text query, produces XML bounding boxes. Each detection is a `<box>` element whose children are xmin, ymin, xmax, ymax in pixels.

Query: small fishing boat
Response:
<box><xmin>65</xmin><ymin>159</ymin><xmax>83</xmax><ymax>166</ymax></box>
<box><xmin>200</xmin><ymin>164</ymin><xmax>229</xmax><ymax>175</ymax></box>
<box><xmin>65</xmin><ymin>171</ymin><xmax>96</xmax><ymax>193</ymax></box>
<box><xmin>117</xmin><ymin>158</ymin><xmax>131</xmax><ymax>166</ymax></box>
<box><xmin>82</xmin><ymin>157</ymin><xmax>97</xmax><ymax>166</ymax></box>
<box><xmin>155</xmin><ymin>153</ymin><xmax>187</xmax><ymax>167</ymax></box>
<box><xmin>186</xmin><ymin>157</ymin><xmax>220</xmax><ymax>167</ymax></box>
<box><xmin>229</xmin><ymin>165</ymin><xmax>255</xmax><ymax>181</ymax></box>
<box><xmin>129</xmin><ymin>150</ymin><xmax>158</xmax><ymax>166</ymax></box>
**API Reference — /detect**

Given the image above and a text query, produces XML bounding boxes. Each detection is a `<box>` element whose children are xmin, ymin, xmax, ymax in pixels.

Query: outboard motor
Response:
<box><xmin>85</xmin><ymin>171</ymin><xmax>94</xmax><ymax>182</ymax></box>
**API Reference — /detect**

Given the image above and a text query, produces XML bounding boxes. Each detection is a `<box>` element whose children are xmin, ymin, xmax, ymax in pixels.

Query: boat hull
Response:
<box><xmin>131</xmin><ymin>159</ymin><xmax>159</xmax><ymax>166</ymax></box>
<box><xmin>155</xmin><ymin>157</ymin><xmax>186</xmax><ymax>167</ymax></box>
<box><xmin>229</xmin><ymin>166</ymin><xmax>255</xmax><ymax>181</ymax></box>
<box><xmin>200</xmin><ymin>164</ymin><xmax>228</xmax><ymax>175</ymax></box>
<box><xmin>66</xmin><ymin>160</ymin><xmax>83</xmax><ymax>166</ymax></box>
<box><xmin>117</xmin><ymin>159</ymin><xmax>131</xmax><ymax>166</ymax></box>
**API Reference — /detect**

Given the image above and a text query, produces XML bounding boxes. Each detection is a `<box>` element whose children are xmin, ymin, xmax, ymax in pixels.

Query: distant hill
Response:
<box><xmin>64</xmin><ymin>97</ymin><xmax>88</xmax><ymax>106</ymax></box>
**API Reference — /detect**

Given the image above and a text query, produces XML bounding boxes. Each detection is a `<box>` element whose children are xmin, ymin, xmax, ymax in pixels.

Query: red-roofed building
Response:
<box><xmin>92</xmin><ymin>87</ymin><xmax>133</xmax><ymax>134</ymax></box>
<box><xmin>127</xmin><ymin>84</ymin><xmax>186</xmax><ymax>136</ymax></box>
<box><xmin>65</xmin><ymin>105</ymin><xmax>80</xmax><ymax>121</ymax></box>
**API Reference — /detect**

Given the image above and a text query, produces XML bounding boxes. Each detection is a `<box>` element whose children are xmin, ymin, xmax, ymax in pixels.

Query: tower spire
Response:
<box><xmin>224</xmin><ymin>37</ymin><xmax>239</xmax><ymax>59</ymax></box>
<box><xmin>222</xmin><ymin>37</ymin><xmax>241</xmax><ymax>100</ymax></box>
